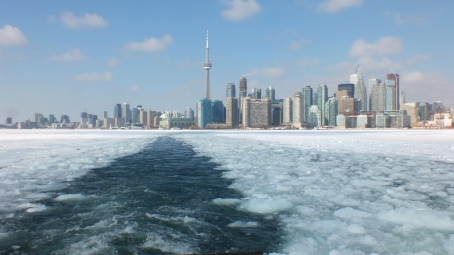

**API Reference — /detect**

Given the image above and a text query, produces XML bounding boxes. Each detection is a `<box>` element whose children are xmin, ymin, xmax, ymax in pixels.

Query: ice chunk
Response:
<box><xmin>212</xmin><ymin>198</ymin><xmax>241</xmax><ymax>206</ymax></box>
<box><xmin>54</xmin><ymin>194</ymin><xmax>87</xmax><ymax>202</ymax></box>
<box><xmin>334</xmin><ymin>207</ymin><xmax>372</xmax><ymax>219</ymax></box>
<box><xmin>227</xmin><ymin>221</ymin><xmax>260</xmax><ymax>228</ymax></box>
<box><xmin>241</xmin><ymin>198</ymin><xmax>293</xmax><ymax>214</ymax></box>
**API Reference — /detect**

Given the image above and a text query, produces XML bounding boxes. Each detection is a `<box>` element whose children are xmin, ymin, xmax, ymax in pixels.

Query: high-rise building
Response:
<box><xmin>293</xmin><ymin>92</ymin><xmax>303</xmax><ymax>125</ymax></box>
<box><xmin>226</xmin><ymin>97</ymin><xmax>238</xmax><ymax>128</ymax></box>
<box><xmin>302</xmin><ymin>86</ymin><xmax>312</xmax><ymax>122</ymax></box>
<box><xmin>139</xmin><ymin>109</ymin><xmax>147</xmax><ymax>126</ymax></box>
<box><xmin>433</xmin><ymin>101</ymin><xmax>445</xmax><ymax>113</ymax></box>
<box><xmin>369</xmin><ymin>79</ymin><xmax>384</xmax><ymax>112</ymax></box>
<box><xmin>90</xmin><ymin>115</ymin><xmax>98</xmax><ymax>126</ymax></box>
<box><xmin>271</xmin><ymin>100</ymin><xmax>283</xmax><ymax>126</ymax></box>
<box><xmin>114</xmin><ymin>104</ymin><xmax>121</xmax><ymax>118</ymax></box>
<box><xmin>317</xmin><ymin>84</ymin><xmax>328</xmax><ymax>126</ymax></box>
<box><xmin>239</xmin><ymin>76</ymin><xmax>247</xmax><ymax>123</ymax></box>
<box><xmin>80</xmin><ymin>112</ymin><xmax>88</xmax><ymax>123</ymax></box>
<box><xmin>226</xmin><ymin>83</ymin><xmax>236</xmax><ymax>98</ymax></box>
<box><xmin>387</xmin><ymin>73</ymin><xmax>400</xmax><ymax>110</ymax></box>
<box><xmin>197</xmin><ymin>98</ymin><xmax>212</xmax><ymax>129</ymax></box>
<box><xmin>204</xmin><ymin>30</ymin><xmax>212</xmax><ymax>99</ymax></box>
<box><xmin>61</xmin><ymin>115</ymin><xmax>70</xmax><ymax>124</ymax></box>
<box><xmin>185</xmin><ymin>107</ymin><xmax>194</xmax><ymax>120</ymax></box>
<box><xmin>5</xmin><ymin>117</ymin><xmax>12</xmax><ymax>124</ymax></box>
<box><xmin>251</xmin><ymin>88</ymin><xmax>261</xmax><ymax>99</ymax></box>
<box><xmin>132</xmin><ymin>107</ymin><xmax>139</xmax><ymax>123</ymax></box>
<box><xmin>325</xmin><ymin>97</ymin><xmax>338</xmax><ymax>126</ymax></box>
<box><xmin>122</xmin><ymin>102</ymin><xmax>131</xmax><ymax>123</ymax></box>
<box><xmin>385</xmin><ymin>83</ymin><xmax>395</xmax><ymax>111</ymax></box>
<box><xmin>48</xmin><ymin>114</ymin><xmax>55</xmax><ymax>124</ymax></box>
<box><xmin>351</xmin><ymin>73</ymin><xmax>367</xmax><ymax>111</ymax></box>
<box><xmin>339</xmin><ymin>97</ymin><xmax>356</xmax><ymax>114</ymax></box>
<box><xmin>265</xmin><ymin>86</ymin><xmax>275</xmax><ymax>101</ymax></box>
<box><xmin>308</xmin><ymin>105</ymin><xmax>321</xmax><ymax>127</ymax></box>
<box><xmin>338</xmin><ymin>83</ymin><xmax>355</xmax><ymax>97</ymax></box>
<box><xmin>242</xmin><ymin>97</ymin><xmax>270</xmax><ymax>128</ymax></box>
<box><xmin>211</xmin><ymin>100</ymin><xmax>225</xmax><ymax>123</ymax></box>
<box><xmin>146</xmin><ymin>110</ymin><xmax>157</xmax><ymax>127</ymax></box>
<box><xmin>103</xmin><ymin>111</ymin><xmax>108</xmax><ymax>118</ymax></box>
<box><xmin>283</xmin><ymin>98</ymin><xmax>293</xmax><ymax>124</ymax></box>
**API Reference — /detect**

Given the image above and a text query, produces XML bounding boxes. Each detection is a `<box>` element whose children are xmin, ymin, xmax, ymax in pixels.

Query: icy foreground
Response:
<box><xmin>0</xmin><ymin>130</ymin><xmax>158</xmax><ymax>215</ymax></box>
<box><xmin>175</xmin><ymin>130</ymin><xmax>454</xmax><ymax>255</ymax></box>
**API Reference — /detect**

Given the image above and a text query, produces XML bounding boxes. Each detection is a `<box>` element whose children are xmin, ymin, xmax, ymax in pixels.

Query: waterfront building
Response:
<box><xmin>114</xmin><ymin>104</ymin><xmax>121</xmax><ymax>118</ymax></box>
<box><xmin>122</xmin><ymin>103</ymin><xmax>131</xmax><ymax>123</ymax></box>
<box><xmin>91</xmin><ymin>115</ymin><xmax>98</xmax><ymax>126</ymax></box>
<box><xmin>139</xmin><ymin>109</ymin><xmax>147</xmax><ymax>126</ymax></box>
<box><xmin>160</xmin><ymin>117</ymin><xmax>195</xmax><ymax>130</ymax></box>
<box><xmin>325</xmin><ymin>97</ymin><xmax>338</xmax><ymax>126</ymax></box>
<box><xmin>387</xmin><ymin>73</ymin><xmax>400</xmax><ymax>110</ymax></box>
<box><xmin>242</xmin><ymin>97</ymin><xmax>270</xmax><ymax>128</ymax></box>
<box><xmin>308</xmin><ymin>105</ymin><xmax>321</xmax><ymax>127</ymax></box>
<box><xmin>103</xmin><ymin>111</ymin><xmax>108</xmax><ymax>118</ymax></box>
<box><xmin>115</xmin><ymin>117</ymin><xmax>125</xmax><ymax>128</ymax></box>
<box><xmin>376</xmin><ymin>113</ymin><xmax>390</xmax><ymax>128</ymax></box>
<box><xmin>239</xmin><ymin>76</ymin><xmax>247</xmax><ymax>123</ymax></box>
<box><xmin>271</xmin><ymin>99</ymin><xmax>283</xmax><ymax>126</ymax></box>
<box><xmin>385</xmin><ymin>81</ymin><xmax>395</xmax><ymax>111</ymax></box>
<box><xmin>251</xmin><ymin>88</ymin><xmax>261</xmax><ymax>99</ymax></box>
<box><xmin>302</xmin><ymin>86</ymin><xmax>312</xmax><ymax>122</ymax></box>
<box><xmin>48</xmin><ymin>114</ymin><xmax>55</xmax><ymax>124</ymax></box>
<box><xmin>369</xmin><ymin>80</ymin><xmax>386</xmax><ymax>113</ymax></box>
<box><xmin>5</xmin><ymin>117</ymin><xmax>12</xmax><ymax>125</ymax></box>
<box><xmin>60</xmin><ymin>115</ymin><xmax>70</xmax><ymax>124</ymax></box>
<box><xmin>146</xmin><ymin>110</ymin><xmax>157</xmax><ymax>127</ymax></box>
<box><xmin>337</xmin><ymin>114</ymin><xmax>346</xmax><ymax>129</ymax></box>
<box><xmin>293</xmin><ymin>92</ymin><xmax>303</xmax><ymax>127</ymax></box>
<box><xmin>317</xmin><ymin>84</ymin><xmax>328</xmax><ymax>126</ymax></box>
<box><xmin>132</xmin><ymin>107</ymin><xmax>140</xmax><ymax>123</ymax></box>
<box><xmin>283</xmin><ymin>98</ymin><xmax>293</xmax><ymax>124</ymax></box>
<box><xmin>185</xmin><ymin>107</ymin><xmax>194</xmax><ymax>120</ymax></box>
<box><xmin>197</xmin><ymin>98</ymin><xmax>212</xmax><ymax>129</ymax></box>
<box><xmin>211</xmin><ymin>100</ymin><xmax>225</xmax><ymax>123</ymax></box>
<box><xmin>103</xmin><ymin>118</ymin><xmax>115</xmax><ymax>128</ymax></box>
<box><xmin>351</xmin><ymin>73</ymin><xmax>367</xmax><ymax>111</ymax></box>
<box><xmin>226</xmin><ymin>97</ymin><xmax>239</xmax><ymax>128</ymax></box>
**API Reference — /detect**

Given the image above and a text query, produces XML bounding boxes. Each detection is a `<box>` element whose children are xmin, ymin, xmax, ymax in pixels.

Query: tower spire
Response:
<box><xmin>204</xmin><ymin>30</ymin><xmax>212</xmax><ymax>99</ymax></box>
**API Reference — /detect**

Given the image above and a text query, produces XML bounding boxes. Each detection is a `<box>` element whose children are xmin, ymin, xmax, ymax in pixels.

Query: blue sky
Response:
<box><xmin>0</xmin><ymin>0</ymin><xmax>453</xmax><ymax>122</ymax></box>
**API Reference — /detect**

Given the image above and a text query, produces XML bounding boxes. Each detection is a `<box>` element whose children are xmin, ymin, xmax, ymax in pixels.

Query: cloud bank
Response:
<box><xmin>60</xmin><ymin>12</ymin><xmax>107</xmax><ymax>28</ymax></box>
<box><xmin>124</xmin><ymin>34</ymin><xmax>174</xmax><ymax>52</ymax></box>
<box><xmin>75</xmin><ymin>72</ymin><xmax>112</xmax><ymax>82</ymax></box>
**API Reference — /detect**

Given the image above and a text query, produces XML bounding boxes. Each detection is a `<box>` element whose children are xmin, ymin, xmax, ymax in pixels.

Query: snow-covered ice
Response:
<box><xmin>176</xmin><ymin>129</ymin><xmax>454</xmax><ymax>254</ymax></box>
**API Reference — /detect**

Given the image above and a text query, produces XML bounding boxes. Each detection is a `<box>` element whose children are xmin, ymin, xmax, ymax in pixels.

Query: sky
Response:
<box><xmin>0</xmin><ymin>0</ymin><xmax>453</xmax><ymax>122</ymax></box>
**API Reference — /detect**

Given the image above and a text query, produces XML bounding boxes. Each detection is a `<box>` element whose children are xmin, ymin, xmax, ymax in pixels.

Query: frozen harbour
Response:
<box><xmin>1</xmin><ymin>129</ymin><xmax>454</xmax><ymax>254</ymax></box>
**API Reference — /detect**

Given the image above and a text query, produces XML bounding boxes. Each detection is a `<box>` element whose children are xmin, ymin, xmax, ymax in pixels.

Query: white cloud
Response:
<box><xmin>288</xmin><ymin>39</ymin><xmax>310</xmax><ymax>51</ymax></box>
<box><xmin>0</xmin><ymin>25</ymin><xmax>28</xmax><ymax>46</ymax></box>
<box><xmin>318</xmin><ymin>0</ymin><xmax>362</xmax><ymax>13</ymax></box>
<box><xmin>60</xmin><ymin>12</ymin><xmax>107</xmax><ymax>28</ymax></box>
<box><xmin>75</xmin><ymin>72</ymin><xmax>112</xmax><ymax>82</ymax></box>
<box><xmin>406</xmin><ymin>54</ymin><xmax>431</xmax><ymax>66</ymax></box>
<box><xmin>350</xmin><ymin>37</ymin><xmax>403</xmax><ymax>58</ymax></box>
<box><xmin>124</xmin><ymin>34</ymin><xmax>174</xmax><ymax>52</ymax></box>
<box><xmin>251</xmin><ymin>67</ymin><xmax>286</xmax><ymax>78</ymax></box>
<box><xmin>49</xmin><ymin>49</ymin><xmax>85</xmax><ymax>62</ymax></box>
<box><xmin>221</xmin><ymin>0</ymin><xmax>262</xmax><ymax>21</ymax></box>
<box><xmin>384</xmin><ymin>11</ymin><xmax>428</xmax><ymax>26</ymax></box>
<box><xmin>107</xmin><ymin>57</ymin><xmax>119</xmax><ymax>66</ymax></box>
<box><xmin>401</xmin><ymin>71</ymin><xmax>452</xmax><ymax>103</ymax></box>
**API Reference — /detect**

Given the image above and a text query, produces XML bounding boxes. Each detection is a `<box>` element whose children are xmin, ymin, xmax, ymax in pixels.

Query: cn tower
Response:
<box><xmin>203</xmin><ymin>30</ymin><xmax>212</xmax><ymax>99</ymax></box>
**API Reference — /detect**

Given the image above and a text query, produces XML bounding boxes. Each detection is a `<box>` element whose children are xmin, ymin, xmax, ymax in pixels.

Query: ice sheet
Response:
<box><xmin>0</xmin><ymin>130</ymin><xmax>160</xmax><ymax>215</ymax></box>
<box><xmin>176</xmin><ymin>130</ymin><xmax>454</xmax><ymax>254</ymax></box>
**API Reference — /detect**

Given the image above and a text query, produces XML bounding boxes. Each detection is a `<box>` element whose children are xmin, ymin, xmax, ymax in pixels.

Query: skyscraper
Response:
<box><xmin>226</xmin><ymin>97</ymin><xmax>238</xmax><ymax>128</ymax></box>
<box><xmin>251</xmin><ymin>88</ymin><xmax>261</xmax><ymax>99</ymax></box>
<box><xmin>351</xmin><ymin>72</ymin><xmax>367</xmax><ymax>111</ymax></box>
<box><xmin>265</xmin><ymin>86</ymin><xmax>275</xmax><ymax>101</ymax></box>
<box><xmin>387</xmin><ymin>73</ymin><xmax>400</xmax><ymax>110</ymax></box>
<box><xmin>317</xmin><ymin>84</ymin><xmax>328</xmax><ymax>126</ymax></box>
<box><xmin>226</xmin><ymin>83</ymin><xmax>236</xmax><ymax>98</ymax></box>
<box><xmin>338</xmin><ymin>83</ymin><xmax>355</xmax><ymax>97</ymax></box>
<box><xmin>325</xmin><ymin>97</ymin><xmax>338</xmax><ymax>126</ymax></box>
<box><xmin>197</xmin><ymin>98</ymin><xmax>212</xmax><ymax>129</ymax></box>
<box><xmin>239</xmin><ymin>76</ymin><xmax>247</xmax><ymax>123</ymax></box>
<box><xmin>293</xmin><ymin>92</ymin><xmax>303</xmax><ymax>125</ymax></box>
<box><xmin>211</xmin><ymin>100</ymin><xmax>225</xmax><ymax>123</ymax></box>
<box><xmin>283</xmin><ymin>98</ymin><xmax>293</xmax><ymax>124</ymax></box>
<box><xmin>204</xmin><ymin>30</ymin><xmax>212</xmax><ymax>99</ymax></box>
<box><xmin>114</xmin><ymin>104</ymin><xmax>121</xmax><ymax>118</ymax></box>
<box><xmin>369</xmin><ymin>79</ymin><xmax>386</xmax><ymax>113</ymax></box>
<box><xmin>302</xmin><ymin>86</ymin><xmax>312</xmax><ymax>122</ymax></box>
<box><xmin>48</xmin><ymin>114</ymin><xmax>55</xmax><ymax>124</ymax></box>
<box><xmin>132</xmin><ymin>107</ymin><xmax>139</xmax><ymax>123</ymax></box>
<box><xmin>103</xmin><ymin>111</ymin><xmax>108</xmax><ymax>118</ymax></box>
<box><xmin>122</xmin><ymin>102</ymin><xmax>131</xmax><ymax>123</ymax></box>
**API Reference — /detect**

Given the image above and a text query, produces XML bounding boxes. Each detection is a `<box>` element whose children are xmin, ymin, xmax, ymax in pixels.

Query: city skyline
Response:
<box><xmin>1</xmin><ymin>1</ymin><xmax>453</xmax><ymax>121</ymax></box>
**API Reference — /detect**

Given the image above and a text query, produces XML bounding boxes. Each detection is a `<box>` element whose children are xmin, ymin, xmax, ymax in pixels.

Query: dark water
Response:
<box><xmin>0</xmin><ymin>136</ymin><xmax>280</xmax><ymax>254</ymax></box>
